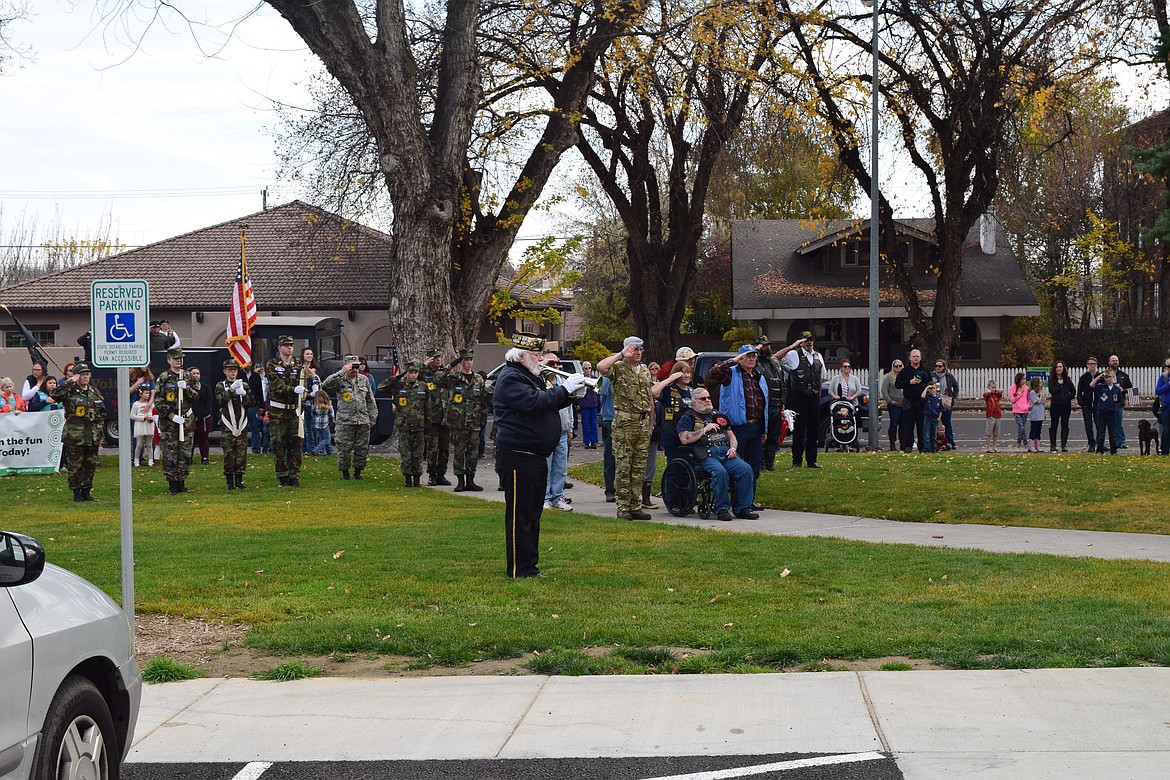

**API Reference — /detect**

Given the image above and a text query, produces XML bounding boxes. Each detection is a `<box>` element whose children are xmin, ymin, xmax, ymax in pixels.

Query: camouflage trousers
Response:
<box><xmin>63</xmin><ymin>443</ymin><xmax>98</xmax><ymax>490</ymax></box>
<box><xmin>222</xmin><ymin>430</ymin><xmax>249</xmax><ymax>475</ymax></box>
<box><xmin>450</xmin><ymin>427</ymin><xmax>480</xmax><ymax>476</ymax></box>
<box><xmin>399</xmin><ymin>428</ymin><xmax>425</xmax><ymax>476</ymax></box>
<box><xmin>425</xmin><ymin>424</ymin><xmax>450</xmax><ymax>475</ymax></box>
<box><xmin>270</xmin><ymin>415</ymin><xmax>303</xmax><ymax>480</ymax></box>
<box><xmin>158</xmin><ymin>423</ymin><xmax>195</xmax><ymax>481</ymax></box>
<box><xmin>613</xmin><ymin>418</ymin><xmax>651</xmax><ymax>512</ymax></box>
<box><xmin>335</xmin><ymin>422</ymin><xmax>371</xmax><ymax>472</ymax></box>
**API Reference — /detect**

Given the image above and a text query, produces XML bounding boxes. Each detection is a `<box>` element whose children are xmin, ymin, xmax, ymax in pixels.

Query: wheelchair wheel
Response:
<box><xmin>661</xmin><ymin>458</ymin><xmax>697</xmax><ymax>517</ymax></box>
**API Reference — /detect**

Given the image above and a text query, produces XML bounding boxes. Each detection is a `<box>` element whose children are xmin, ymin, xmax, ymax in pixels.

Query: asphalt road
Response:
<box><xmin>124</xmin><ymin>753</ymin><xmax>903</xmax><ymax>780</ymax></box>
<box><xmin>861</xmin><ymin>410</ymin><xmax>1153</xmax><ymax>452</ymax></box>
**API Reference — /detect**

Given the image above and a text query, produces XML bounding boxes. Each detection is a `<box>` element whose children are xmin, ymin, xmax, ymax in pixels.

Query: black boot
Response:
<box><xmin>465</xmin><ymin>472</ymin><xmax>483</xmax><ymax>491</ymax></box>
<box><xmin>354</xmin><ymin>468</ymin><xmax>363</xmax><ymax>480</ymax></box>
<box><xmin>82</xmin><ymin>488</ymin><xmax>96</xmax><ymax>501</ymax></box>
<box><xmin>227</xmin><ymin>475</ymin><xmax>236</xmax><ymax>490</ymax></box>
<box><xmin>287</xmin><ymin>476</ymin><xmax>301</xmax><ymax>487</ymax></box>
<box><xmin>435</xmin><ymin>472</ymin><xmax>451</xmax><ymax>486</ymax></box>
<box><xmin>168</xmin><ymin>481</ymin><xmax>180</xmax><ymax>495</ymax></box>
<box><xmin>341</xmin><ymin>469</ymin><xmax>350</xmax><ymax>480</ymax></box>
<box><xmin>278</xmin><ymin>476</ymin><xmax>288</xmax><ymax>487</ymax></box>
<box><xmin>405</xmin><ymin>474</ymin><xmax>413</xmax><ymax>487</ymax></box>
<box><xmin>73</xmin><ymin>489</ymin><xmax>84</xmax><ymax>503</ymax></box>
<box><xmin>428</xmin><ymin>472</ymin><xmax>439</xmax><ymax>486</ymax></box>
<box><xmin>178</xmin><ymin>480</ymin><xmax>190</xmax><ymax>493</ymax></box>
<box><xmin>235</xmin><ymin>474</ymin><xmax>246</xmax><ymax>490</ymax></box>
<box><xmin>454</xmin><ymin>475</ymin><xmax>466</xmax><ymax>492</ymax></box>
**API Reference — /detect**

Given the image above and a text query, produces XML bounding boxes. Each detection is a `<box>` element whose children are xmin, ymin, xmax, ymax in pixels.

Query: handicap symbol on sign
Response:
<box><xmin>106</xmin><ymin>313</ymin><xmax>135</xmax><ymax>343</ymax></box>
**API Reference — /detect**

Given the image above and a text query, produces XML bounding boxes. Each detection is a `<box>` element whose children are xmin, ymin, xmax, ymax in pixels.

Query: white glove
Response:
<box><xmin>172</xmin><ymin>415</ymin><xmax>184</xmax><ymax>425</ymax></box>
<box><xmin>177</xmin><ymin>380</ymin><xmax>187</xmax><ymax>390</ymax></box>
<box><xmin>294</xmin><ymin>385</ymin><xmax>307</xmax><ymax>395</ymax></box>
<box><xmin>562</xmin><ymin>373</ymin><xmax>586</xmax><ymax>394</ymax></box>
<box><xmin>231</xmin><ymin>378</ymin><xmax>245</xmax><ymax>392</ymax></box>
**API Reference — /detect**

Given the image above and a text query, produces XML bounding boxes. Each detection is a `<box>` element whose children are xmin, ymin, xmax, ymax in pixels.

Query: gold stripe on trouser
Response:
<box><xmin>510</xmin><ymin>468</ymin><xmax>518</xmax><ymax>577</ymax></box>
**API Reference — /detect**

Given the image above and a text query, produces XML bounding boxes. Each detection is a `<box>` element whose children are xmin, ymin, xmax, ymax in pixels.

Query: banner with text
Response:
<box><xmin>0</xmin><ymin>410</ymin><xmax>65</xmax><ymax>476</ymax></box>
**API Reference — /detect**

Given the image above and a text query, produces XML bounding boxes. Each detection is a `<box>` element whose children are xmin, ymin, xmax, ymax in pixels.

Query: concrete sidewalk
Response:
<box><xmin>129</xmin><ymin>668</ymin><xmax>1170</xmax><ymax>778</ymax></box>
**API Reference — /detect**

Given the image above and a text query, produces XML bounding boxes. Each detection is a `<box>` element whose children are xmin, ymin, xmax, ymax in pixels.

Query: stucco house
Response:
<box><xmin>0</xmin><ymin>201</ymin><xmax>570</xmax><ymax>379</ymax></box>
<box><xmin>730</xmin><ymin>215</ymin><xmax>1040</xmax><ymax>368</ymax></box>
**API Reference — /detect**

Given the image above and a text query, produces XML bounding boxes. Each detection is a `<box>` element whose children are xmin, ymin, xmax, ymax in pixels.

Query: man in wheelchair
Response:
<box><xmin>675</xmin><ymin>390</ymin><xmax>759</xmax><ymax>521</ymax></box>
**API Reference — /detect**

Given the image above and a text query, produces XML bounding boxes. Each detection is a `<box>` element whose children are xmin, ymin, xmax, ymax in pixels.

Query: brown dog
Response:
<box><xmin>1138</xmin><ymin>419</ymin><xmax>1157</xmax><ymax>455</ymax></box>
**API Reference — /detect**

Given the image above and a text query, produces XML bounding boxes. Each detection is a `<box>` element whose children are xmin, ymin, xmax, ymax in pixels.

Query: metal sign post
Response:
<box><xmin>90</xmin><ymin>280</ymin><xmax>149</xmax><ymax>632</ymax></box>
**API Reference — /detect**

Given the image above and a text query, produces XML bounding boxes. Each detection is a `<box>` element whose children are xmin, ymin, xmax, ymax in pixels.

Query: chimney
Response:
<box><xmin>979</xmin><ymin>207</ymin><xmax>997</xmax><ymax>255</ymax></box>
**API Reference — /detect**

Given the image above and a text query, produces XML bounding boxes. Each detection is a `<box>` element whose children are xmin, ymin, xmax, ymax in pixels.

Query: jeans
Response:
<box><xmin>899</xmin><ymin>401</ymin><xmax>925</xmax><ymax>452</ymax></box>
<box><xmin>249</xmin><ymin>407</ymin><xmax>270</xmax><ymax>453</ymax></box>
<box><xmin>601</xmin><ymin>419</ymin><xmax>615</xmax><ymax>494</ymax></box>
<box><xmin>924</xmin><ymin>417</ymin><xmax>940</xmax><ymax>452</ymax></box>
<box><xmin>1081</xmin><ymin>407</ymin><xmax>1096</xmax><ymax>452</ymax></box>
<box><xmin>545</xmin><ymin>433</ymin><xmax>569</xmax><ymax>503</ymax></box>
<box><xmin>730</xmin><ymin>421</ymin><xmax>764</xmax><ymax>482</ymax></box>
<box><xmin>1095</xmin><ymin>408</ymin><xmax>1122</xmax><ymax>454</ymax></box>
<box><xmin>312</xmin><ymin>426</ymin><xmax>333</xmax><ymax>455</ymax></box>
<box><xmin>581</xmin><ymin>407</ymin><xmax>599</xmax><ymax>446</ymax></box>
<box><xmin>304</xmin><ymin>422</ymin><xmax>317</xmax><ymax>454</ymax></box>
<box><xmin>941</xmin><ymin>407</ymin><xmax>954</xmax><ymax>449</ymax></box>
<box><xmin>700</xmin><ymin>446</ymin><xmax>756</xmax><ymax>512</ymax></box>
<box><xmin>1013</xmin><ymin>412</ymin><xmax>1028</xmax><ymax>444</ymax></box>
<box><xmin>1049</xmin><ymin>403</ymin><xmax>1071</xmax><ymax>449</ymax></box>
<box><xmin>1160</xmin><ymin>405</ymin><xmax>1170</xmax><ymax>455</ymax></box>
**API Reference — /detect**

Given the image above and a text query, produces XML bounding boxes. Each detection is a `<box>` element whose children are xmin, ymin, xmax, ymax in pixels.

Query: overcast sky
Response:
<box><xmin>0</xmin><ymin>0</ymin><xmax>314</xmax><ymax>250</ymax></box>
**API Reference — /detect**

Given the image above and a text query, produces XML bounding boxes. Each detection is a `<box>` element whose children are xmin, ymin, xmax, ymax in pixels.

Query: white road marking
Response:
<box><xmin>639</xmin><ymin>751</ymin><xmax>887</xmax><ymax>780</ymax></box>
<box><xmin>230</xmin><ymin>762</ymin><xmax>273</xmax><ymax>780</ymax></box>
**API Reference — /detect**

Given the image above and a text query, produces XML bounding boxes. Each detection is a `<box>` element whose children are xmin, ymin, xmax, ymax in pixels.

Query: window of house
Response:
<box><xmin>840</xmin><ymin>241</ymin><xmax>863</xmax><ymax>267</ymax></box>
<box><xmin>4</xmin><ymin>329</ymin><xmax>56</xmax><ymax>349</ymax></box>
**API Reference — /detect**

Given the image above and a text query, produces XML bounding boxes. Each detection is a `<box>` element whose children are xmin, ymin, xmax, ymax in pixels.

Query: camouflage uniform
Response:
<box><xmin>443</xmin><ymin>353</ymin><xmax>487</xmax><ymax>490</ymax></box>
<box><xmin>421</xmin><ymin>350</ymin><xmax>451</xmax><ymax>484</ymax></box>
<box><xmin>380</xmin><ymin>365</ymin><xmax>430</xmax><ymax>485</ymax></box>
<box><xmin>323</xmin><ymin>356</ymin><xmax>379</xmax><ymax>478</ymax></box>
<box><xmin>49</xmin><ymin>366</ymin><xmax>106</xmax><ymax>500</ymax></box>
<box><xmin>610</xmin><ymin>359</ymin><xmax>653</xmax><ymax>515</ymax></box>
<box><xmin>155</xmin><ymin>355</ymin><xmax>198</xmax><ymax>493</ymax></box>
<box><xmin>217</xmin><ymin>361</ymin><xmax>256</xmax><ymax>489</ymax></box>
<box><xmin>266</xmin><ymin>342</ymin><xmax>306</xmax><ymax>486</ymax></box>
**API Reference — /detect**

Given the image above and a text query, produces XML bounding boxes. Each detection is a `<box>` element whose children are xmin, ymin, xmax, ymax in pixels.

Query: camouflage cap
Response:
<box><xmin>458</xmin><ymin>349</ymin><xmax>474</xmax><ymax>360</ymax></box>
<box><xmin>757</xmin><ymin>334</ymin><xmax>772</xmax><ymax>345</ymax></box>
<box><xmin>512</xmin><ymin>332</ymin><xmax>544</xmax><ymax>352</ymax></box>
<box><xmin>167</xmin><ymin>347</ymin><xmax>184</xmax><ymax>359</ymax></box>
<box><xmin>278</xmin><ymin>335</ymin><xmax>295</xmax><ymax>346</ymax></box>
<box><xmin>73</xmin><ymin>361</ymin><xmax>92</xmax><ymax>374</ymax></box>
<box><xmin>344</xmin><ymin>354</ymin><xmax>361</xmax><ymax>365</ymax></box>
<box><xmin>404</xmin><ymin>360</ymin><xmax>421</xmax><ymax>372</ymax></box>
<box><xmin>425</xmin><ymin>347</ymin><xmax>441</xmax><ymax>358</ymax></box>
<box><xmin>223</xmin><ymin>359</ymin><xmax>241</xmax><ymax>370</ymax></box>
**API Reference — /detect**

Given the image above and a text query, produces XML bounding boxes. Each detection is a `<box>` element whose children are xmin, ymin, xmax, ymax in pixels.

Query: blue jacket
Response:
<box><xmin>1156</xmin><ymin>373</ymin><xmax>1170</xmax><ymax>408</ymax></box>
<box><xmin>598</xmin><ymin>376</ymin><xmax>614</xmax><ymax>422</ymax></box>
<box><xmin>719</xmin><ymin>366</ymin><xmax>768</xmax><ymax>427</ymax></box>
<box><xmin>492</xmin><ymin>362</ymin><xmax>574</xmax><ymax>458</ymax></box>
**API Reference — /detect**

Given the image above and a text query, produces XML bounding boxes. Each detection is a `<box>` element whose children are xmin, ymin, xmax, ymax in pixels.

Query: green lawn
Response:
<box><xmin>6</xmin><ymin>453</ymin><xmax>1170</xmax><ymax>674</ymax></box>
<box><xmin>571</xmin><ymin>450</ymin><xmax>1170</xmax><ymax>535</ymax></box>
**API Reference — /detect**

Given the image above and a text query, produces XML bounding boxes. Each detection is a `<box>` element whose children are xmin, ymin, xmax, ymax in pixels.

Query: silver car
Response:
<box><xmin>1</xmin><ymin>531</ymin><xmax>141</xmax><ymax>780</ymax></box>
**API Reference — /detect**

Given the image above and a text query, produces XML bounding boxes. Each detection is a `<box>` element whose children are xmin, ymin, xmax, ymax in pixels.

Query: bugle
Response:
<box><xmin>540</xmin><ymin>365</ymin><xmax>599</xmax><ymax>398</ymax></box>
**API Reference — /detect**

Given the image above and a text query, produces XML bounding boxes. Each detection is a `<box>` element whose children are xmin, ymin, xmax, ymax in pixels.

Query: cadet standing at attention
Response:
<box><xmin>597</xmin><ymin>337</ymin><xmax>654</xmax><ymax>520</ymax></box>
<box><xmin>155</xmin><ymin>348</ymin><xmax>198</xmax><ymax>494</ymax></box>
<box><xmin>217</xmin><ymin>358</ymin><xmax>255</xmax><ymax>490</ymax></box>
<box><xmin>50</xmin><ymin>361</ymin><xmax>106</xmax><ymax>502</ymax></box>
<box><xmin>266</xmin><ymin>335</ymin><xmax>308</xmax><ymax>487</ymax></box>
<box><xmin>323</xmin><ymin>354</ymin><xmax>379</xmax><ymax>480</ymax></box>
<box><xmin>380</xmin><ymin>361</ymin><xmax>430</xmax><ymax>486</ymax></box>
<box><xmin>445</xmin><ymin>348</ymin><xmax>487</xmax><ymax>492</ymax></box>
<box><xmin>421</xmin><ymin>348</ymin><xmax>452</xmax><ymax>485</ymax></box>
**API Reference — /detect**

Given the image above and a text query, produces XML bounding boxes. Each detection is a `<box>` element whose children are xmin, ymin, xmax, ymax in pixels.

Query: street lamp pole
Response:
<box><xmin>862</xmin><ymin>0</ymin><xmax>880</xmax><ymax>451</ymax></box>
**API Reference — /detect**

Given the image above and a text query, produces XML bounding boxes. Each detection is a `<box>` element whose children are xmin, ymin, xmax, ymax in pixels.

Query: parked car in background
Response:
<box><xmin>1</xmin><ymin>530</ymin><xmax>141</xmax><ymax>780</ymax></box>
<box><xmin>693</xmin><ymin>351</ymin><xmax>874</xmax><ymax>447</ymax></box>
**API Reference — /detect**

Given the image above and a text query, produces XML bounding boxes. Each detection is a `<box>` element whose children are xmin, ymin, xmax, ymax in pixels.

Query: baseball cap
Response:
<box><xmin>278</xmin><ymin>335</ymin><xmax>294</xmax><ymax>346</ymax></box>
<box><xmin>800</xmin><ymin>330</ymin><xmax>814</xmax><ymax>341</ymax></box>
<box><xmin>512</xmin><ymin>332</ymin><xmax>545</xmax><ymax>352</ymax></box>
<box><xmin>737</xmin><ymin>344</ymin><xmax>758</xmax><ymax>356</ymax></box>
<box><xmin>167</xmin><ymin>347</ymin><xmax>184</xmax><ymax>359</ymax></box>
<box><xmin>675</xmin><ymin>346</ymin><xmax>696</xmax><ymax>360</ymax></box>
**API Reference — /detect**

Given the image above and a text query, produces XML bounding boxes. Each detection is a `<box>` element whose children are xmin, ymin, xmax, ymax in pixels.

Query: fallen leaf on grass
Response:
<box><xmin>780</xmin><ymin>568</ymin><xmax>791</xmax><ymax>578</ymax></box>
<box><xmin>707</xmin><ymin>594</ymin><xmax>720</xmax><ymax>604</ymax></box>
<box><xmin>333</xmin><ymin>550</ymin><xmax>345</xmax><ymax>559</ymax></box>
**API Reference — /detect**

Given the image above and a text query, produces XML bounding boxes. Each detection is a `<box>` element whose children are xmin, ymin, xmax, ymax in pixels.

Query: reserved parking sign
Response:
<box><xmin>90</xmin><ymin>280</ymin><xmax>150</xmax><ymax>367</ymax></box>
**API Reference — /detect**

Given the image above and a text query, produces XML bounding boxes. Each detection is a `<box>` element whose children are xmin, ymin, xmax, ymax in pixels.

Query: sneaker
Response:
<box><xmin>735</xmin><ymin>508</ymin><xmax>760</xmax><ymax>520</ymax></box>
<box><xmin>549</xmin><ymin>500</ymin><xmax>574</xmax><ymax>512</ymax></box>
<box><xmin>716</xmin><ymin>509</ymin><xmax>734</xmax><ymax>521</ymax></box>
<box><xmin>564</xmin><ymin>481</ymin><xmax>574</xmax><ymax>489</ymax></box>
<box><xmin>561</xmin><ymin>496</ymin><xmax>572</xmax><ymax>504</ymax></box>
<box><xmin>133</xmin><ymin>460</ymin><xmax>140</xmax><ymax>467</ymax></box>
<box><xmin>542</xmin><ymin>500</ymin><xmax>553</xmax><ymax>510</ymax></box>
<box><xmin>605</xmin><ymin>492</ymin><xmax>616</xmax><ymax>503</ymax></box>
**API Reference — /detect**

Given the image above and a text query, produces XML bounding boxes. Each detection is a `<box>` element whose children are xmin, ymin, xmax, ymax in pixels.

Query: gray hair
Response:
<box><xmin>505</xmin><ymin>347</ymin><xmax>541</xmax><ymax>375</ymax></box>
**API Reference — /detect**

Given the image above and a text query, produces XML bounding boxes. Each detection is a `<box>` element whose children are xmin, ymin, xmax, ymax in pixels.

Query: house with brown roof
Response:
<box><xmin>731</xmin><ymin>215</ymin><xmax>1040</xmax><ymax>368</ymax></box>
<box><xmin>0</xmin><ymin>201</ymin><xmax>571</xmax><ymax>378</ymax></box>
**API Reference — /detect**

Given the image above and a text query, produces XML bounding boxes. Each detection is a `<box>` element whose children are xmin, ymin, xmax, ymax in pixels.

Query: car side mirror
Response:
<box><xmin>0</xmin><ymin>531</ymin><xmax>45</xmax><ymax>587</ymax></box>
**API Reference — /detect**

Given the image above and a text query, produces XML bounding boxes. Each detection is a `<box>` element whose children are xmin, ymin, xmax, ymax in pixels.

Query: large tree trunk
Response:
<box><xmin>628</xmin><ymin>239</ymin><xmax>698</xmax><ymax>363</ymax></box>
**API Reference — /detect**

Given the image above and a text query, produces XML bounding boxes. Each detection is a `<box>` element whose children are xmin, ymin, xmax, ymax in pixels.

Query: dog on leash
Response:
<box><xmin>1138</xmin><ymin>419</ymin><xmax>1157</xmax><ymax>455</ymax></box>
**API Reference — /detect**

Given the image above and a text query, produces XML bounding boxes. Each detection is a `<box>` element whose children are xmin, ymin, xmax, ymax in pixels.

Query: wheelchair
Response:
<box><xmin>660</xmin><ymin>447</ymin><xmax>715</xmax><ymax>518</ymax></box>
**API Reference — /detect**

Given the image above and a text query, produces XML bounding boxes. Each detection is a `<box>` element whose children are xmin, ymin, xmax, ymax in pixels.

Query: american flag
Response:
<box><xmin>390</xmin><ymin>345</ymin><xmax>400</xmax><ymax>376</ymax></box>
<box><xmin>226</xmin><ymin>227</ymin><xmax>258</xmax><ymax>367</ymax></box>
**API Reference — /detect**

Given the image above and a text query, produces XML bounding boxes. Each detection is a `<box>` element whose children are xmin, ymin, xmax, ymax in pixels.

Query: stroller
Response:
<box><xmin>827</xmin><ymin>399</ymin><xmax>859</xmax><ymax>452</ymax></box>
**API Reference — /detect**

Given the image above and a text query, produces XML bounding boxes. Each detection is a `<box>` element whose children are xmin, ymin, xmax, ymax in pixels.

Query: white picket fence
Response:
<box><xmin>849</xmin><ymin>367</ymin><xmax>1164</xmax><ymax>401</ymax></box>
